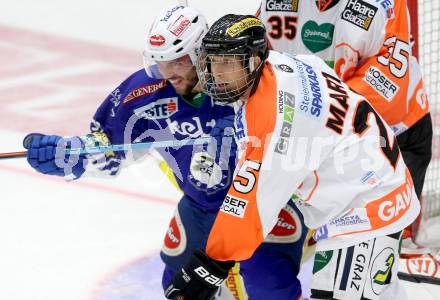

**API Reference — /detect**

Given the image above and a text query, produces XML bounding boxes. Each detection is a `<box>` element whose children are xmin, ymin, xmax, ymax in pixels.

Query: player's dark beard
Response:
<box><xmin>174</xmin><ymin>67</ymin><xmax>199</xmax><ymax>96</ymax></box>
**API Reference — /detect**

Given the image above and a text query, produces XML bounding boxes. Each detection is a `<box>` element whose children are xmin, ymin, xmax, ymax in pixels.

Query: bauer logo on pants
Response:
<box><xmin>162</xmin><ymin>209</ymin><xmax>187</xmax><ymax>256</ymax></box>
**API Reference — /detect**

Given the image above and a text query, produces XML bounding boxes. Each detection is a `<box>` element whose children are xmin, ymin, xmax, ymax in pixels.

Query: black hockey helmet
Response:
<box><xmin>202</xmin><ymin>14</ymin><xmax>268</xmax><ymax>59</ymax></box>
<box><xmin>196</xmin><ymin>14</ymin><xmax>269</xmax><ymax>102</ymax></box>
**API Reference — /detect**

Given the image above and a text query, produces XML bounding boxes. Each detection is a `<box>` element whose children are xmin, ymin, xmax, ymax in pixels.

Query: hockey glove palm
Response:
<box><xmin>164</xmin><ymin>250</ymin><xmax>234</xmax><ymax>300</ymax></box>
<box><xmin>23</xmin><ymin>133</ymin><xmax>87</xmax><ymax>179</ymax></box>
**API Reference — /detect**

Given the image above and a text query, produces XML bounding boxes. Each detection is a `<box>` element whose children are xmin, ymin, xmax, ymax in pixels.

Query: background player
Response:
<box><xmin>256</xmin><ymin>0</ymin><xmax>432</xmax><ymax>253</ymax></box>
<box><xmin>165</xmin><ymin>14</ymin><xmax>420</xmax><ymax>300</ymax></box>
<box><xmin>23</xmin><ymin>5</ymin><xmax>307</xmax><ymax>300</ymax></box>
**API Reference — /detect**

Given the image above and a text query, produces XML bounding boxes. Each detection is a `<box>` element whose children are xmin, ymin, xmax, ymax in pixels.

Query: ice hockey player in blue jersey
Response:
<box><xmin>23</xmin><ymin>5</ymin><xmax>307</xmax><ymax>300</ymax></box>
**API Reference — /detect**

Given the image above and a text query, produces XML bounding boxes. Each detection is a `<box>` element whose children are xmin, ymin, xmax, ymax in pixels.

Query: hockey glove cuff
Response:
<box><xmin>164</xmin><ymin>250</ymin><xmax>235</xmax><ymax>300</ymax></box>
<box><xmin>23</xmin><ymin>133</ymin><xmax>88</xmax><ymax>179</ymax></box>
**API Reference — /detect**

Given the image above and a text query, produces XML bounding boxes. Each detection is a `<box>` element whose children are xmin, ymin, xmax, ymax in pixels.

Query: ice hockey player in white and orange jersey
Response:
<box><xmin>256</xmin><ymin>0</ymin><xmax>429</xmax><ymax>137</ymax></box>
<box><xmin>257</xmin><ymin>0</ymin><xmax>433</xmax><ymax>248</ymax></box>
<box><xmin>164</xmin><ymin>15</ymin><xmax>420</xmax><ymax>300</ymax></box>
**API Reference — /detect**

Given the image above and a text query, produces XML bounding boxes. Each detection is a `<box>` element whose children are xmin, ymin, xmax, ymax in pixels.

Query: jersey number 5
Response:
<box><xmin>267</xmin><ymin>16</ymin><xmax>298</xmax><ymax>40</ymax></box>
<box><xmin>233</xmin><ymin>160</ymin><xmax>261</xmax><ymax>194</ymax></box>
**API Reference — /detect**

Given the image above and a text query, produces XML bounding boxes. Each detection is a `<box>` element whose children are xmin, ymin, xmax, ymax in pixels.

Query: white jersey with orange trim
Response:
<box><xmin>206</xmin><ymin>51</ymin><xmax>420</xmax><ymax>262</ymax></box>
<box><xmin>257</xmin><ymin>0</ymin><xmax>429</xmax><ymax>134</ymax></box>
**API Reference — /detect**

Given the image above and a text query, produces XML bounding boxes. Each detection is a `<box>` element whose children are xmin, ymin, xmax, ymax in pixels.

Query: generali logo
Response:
<box><xmin>123</xmin><ymin>80</ymin><xmax>167</xmax><ymax>104</ymax></box>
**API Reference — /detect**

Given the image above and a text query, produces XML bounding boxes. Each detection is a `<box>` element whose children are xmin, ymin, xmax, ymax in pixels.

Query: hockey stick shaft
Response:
<box><xmin>0</xmin><ymin>137</ymin><xmax>211</xmax><ymax>160</ymax></box>
<box><xmin>0</xmin><ymin>151</ymin><xmax>27</xmax><ymax>159</ymax></box>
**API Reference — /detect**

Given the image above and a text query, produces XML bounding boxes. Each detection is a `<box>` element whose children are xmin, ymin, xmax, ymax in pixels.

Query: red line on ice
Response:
<box><xmin>0</xmin><ymin>163</ymin><xmax>178</xmax><ymax>206</ymax></box>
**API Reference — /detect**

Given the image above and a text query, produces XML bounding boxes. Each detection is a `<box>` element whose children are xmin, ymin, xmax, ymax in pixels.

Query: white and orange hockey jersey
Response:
<box><xmin>205</xmin><ymin>51</ymin><xmax>420</xmax><ymax>262</ymax></box>
<box><xmin>257</xmin><ymin>0</ymin><xmax>429</xmax><ymax>135</ymax></box>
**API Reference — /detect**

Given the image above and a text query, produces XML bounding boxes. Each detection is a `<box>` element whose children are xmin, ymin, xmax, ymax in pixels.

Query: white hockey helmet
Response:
<box><xmin>143</xmin><ymin>5</ymin><xmax>209</xmax><ymax>79</ymax></box>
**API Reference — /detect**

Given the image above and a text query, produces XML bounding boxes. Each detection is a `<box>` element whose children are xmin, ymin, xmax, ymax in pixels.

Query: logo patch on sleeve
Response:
<box><xmin>363</xmin><ymin>66</ymin><xmax>399</xmax><ymax>101</ymax></box>
<box><xmin>265</xmin><ymin>204</ymin><xmax>302</xmax><ymax>243</ymax></box>
<box><xmin>133</xmin><ymin>97</ymin><xmax>178</xmax><ymax>119</ymax></box>
<box><xmin>341</xmin><ymin>0</ymin><xmax>378</xmax><ymax>31</ymax></box>
<box><xmin>220</xmin><ymin>195</ymin><xmax>248</xmax><ymax>218</ymax></box>
<box><xmin>404</xmin><ymin>254</ymin><xmax>439</xmax><ymax>277</ymax></box>
<box><xmin>123</xmin><ymin>80</ymin><xmax>167</xmax><ymax>104</ymax></box>
<box><xmin>162</xmin><ymin>209</ymin><xmax>187</xmax><ymax>256</ymax></box>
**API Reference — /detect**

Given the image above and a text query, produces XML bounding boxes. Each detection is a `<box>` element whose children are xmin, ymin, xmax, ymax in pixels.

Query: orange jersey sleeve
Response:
<box><xmin>337</xmin><ymin>0</ymin><xmax>429</xmax><ymax>131</ymax></box>
<box><xmin>206</xmin><ymin>64</ymin><xmax>280</xmax><ymax>261</ymax></box>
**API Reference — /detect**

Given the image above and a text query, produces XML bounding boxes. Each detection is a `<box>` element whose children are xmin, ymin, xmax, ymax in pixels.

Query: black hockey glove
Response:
<box><xmin>164</xmin><ymin>250</ymin><xmax>235</xmax><ymax>300</ymax></box>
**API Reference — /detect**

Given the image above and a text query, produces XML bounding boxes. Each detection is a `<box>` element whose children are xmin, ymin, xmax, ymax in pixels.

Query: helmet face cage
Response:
<box><xmin>196</xmin><ymin>14</ymin><xmax>268</xmax><ymax>102</ymax></box>
<box><xmin>196</xmin><ymin>52</ymin><xmax>259</xmax><ymax>103</ymax></box>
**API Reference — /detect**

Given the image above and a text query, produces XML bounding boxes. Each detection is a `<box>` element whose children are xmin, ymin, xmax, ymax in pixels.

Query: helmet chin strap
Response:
<box><xmin>249</xmin><ymin>56</ymin><xmax>255</xmax><ymax>72</ymax></box>
<box><xmin>191</xmin><ymin>80</ymin><xmax>203</xmax><ymax>94</ymax></box>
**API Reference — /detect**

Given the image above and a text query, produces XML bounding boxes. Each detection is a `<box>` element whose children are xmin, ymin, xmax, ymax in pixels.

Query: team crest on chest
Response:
<box><xmin>301</xmin><ymin>21</ymin><xmax>335</xmax><ymax>53</ymax></box>
<box><xmin>188</xmin><ymin>152</ymin><xmax>231</xmax><ymax>194</ymax></box>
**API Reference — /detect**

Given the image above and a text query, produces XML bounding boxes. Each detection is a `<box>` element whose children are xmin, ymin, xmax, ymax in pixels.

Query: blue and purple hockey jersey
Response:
<box><xmin>88</xmin><ymin>69</ymin><xmax>236</xmax><ymax>210</ymax></box>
